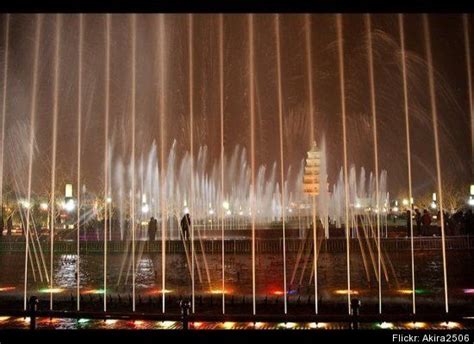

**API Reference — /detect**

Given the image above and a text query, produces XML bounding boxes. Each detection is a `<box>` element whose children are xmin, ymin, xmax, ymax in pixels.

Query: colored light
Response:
<box><xmin>40</xmin><ymin>202</ymin><xmax>49</xmax><ymax>211</ymax></box>
<box><xmin>272</xmin><ymin>290</ymin><xmax>284</xmax><ymax>295</ymax></box>
<box><xmin>209</xmin><ymin>289</ymin><xmax>231</xmax><ymax>294</ymax></box>
<box><xmin>285</xmin><ymin>322</ymin><xmax>297</xmax><ymax>329</ymax></box>
<box><xmin>83</xmin><ymin>289</ymin><xmax>105</xmax><ymax>295</ymax></box>
<box><xmin>463</xmin><ymin>288</ymin><xmax>474</xmax><ymax>294</ymax></box>
<box><xmin>193</xmin><ymin>322</ymin><xmax>202</xmax><ymax>328</ymax></box>
<box><xmin>78</xmin><ymin>318</ymin><xmax>89</xmax><ymax>324</ymax></box>
<box><xmin>223</xmin><ymin>322</ymin><xmax>235</xmax><ymax>329</ymax></box>
<box><xmin>407</xmin><ymin>322</ymin><xmax>426</xmax><ymax>329</ymax></box>
<box><xmin>40</xmin><ymin>288</ymin><xmax>64</xmax><ymax>294</ymax></box>
<box><xmin>378</xmin><ymin>322</ymin><xmax>394</xmax><ymax>329</ymax></box>
<box><xmin>334</xmin><ymin>289</ymin><xmax>359</xmax><ymax>295</ymax></box>
<box><xmin>0</xmin><ymin>316</ymin><xmax>10</xmax><ymax>322</ymax></box>
<box><xmin>254</xmin><ymin>322</ymin><xmax>264</xmax><ymax>328</ymax></box>
<box><xmin>134</xmin><ymin>320</ymin><xmax>144</xmax><ymax>326</ymax></box>
<box><xmin>440</xmin><ymin>322</ymin><xmax>460</xmax><ymax>329</ymax></box>
<box><xmin>148</xmin><ymin>288</ymin><xmax>172</xmax><ymax>295</ymax></box>
<box><xmin>398</xmin><ymin>289</ymin><xmax>413</xmax><ymax>294</ymax></box>
<box><xmin>309</xmin><ymin>322</ymin><xmax>328</xmax><ymax>329</ymax></box>
<box><xmin>105</xmin><ymin>319</ymin><xmax>117</xmax><ymax>325</ymax></box>
<box><xmin>0</xmin><ymin>286</ymin><xmax>16</xmax><ymax>292</ymax></box>
<box><xmin>158</xmin><ymin>321</ymin><xmax>175</xmax><ymax>328</ymax></box>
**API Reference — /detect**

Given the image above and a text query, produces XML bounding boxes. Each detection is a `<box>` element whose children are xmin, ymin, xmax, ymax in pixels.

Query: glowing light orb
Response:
<box><xmin>334</xmin><ymin>289</ymin><xmax>359</xmax><ymax>295</ymax></box>
<box><xmin>193</xmin><ymin>322</ymin><xmax>202</xmax><ymax>328</ymax></box>
<box><xmin>63</xmin><ymin>199</ymin><xmax>75</xmax><ymax>212</ymax></box>
<box><xmin>285</xmin><ymin>322</ymin><xmax>297</xmax><ymax>329</ymax></box>
<box><xmin>309</xmin><ymin>322</ymin><xmax>327</xmax><ymax>329</ymax></box>
<box><xmin>40</xmin><ymin>288</ymin><xmax>64</xmax><ymax>294</ymax></box>
<box><xmin>83</xmin><ymin>289</ymin><xmax>105</xmax><ymax>294</ymax></box>
<box><xmin>209</xmin><ymin>289</ymin><xmax>231</xmax><ymax>294</ymax></box>
<box><xmin>440</xmin><ymin>322</ymin><xmax>460</xmax><ymax>329</ymax></box>
<box><xmin>223</xmin><ymin>322</ymin><xmax>235</xmax><ymax>329</ymax></box>
<box><xmin>158</xmin><ymin>321</ymin><xmax>175</xmax><ymax>328</ymax></box>
<box><xmin>78</xmin><ymin>318</ymin><xmax>89</xmax><ymax>324</ymax></box>
<box><xmin>463</xmin><ymin>288</ymin><xmax>474</xmax><ymax>294</ymax></box>
<box><xmin>105</xmin><ymin>319</ymin><xmax>117</xmax><ymax>325</ymax></box>
<box><xmin>378</xmin><ymin>322</ymin><xmax>394</xmax><ymax>329</ymax></box>
<box><xmin>0</xmin><ymin>286</ymin><xmax>16</xmax><ymax>292</ymax></box>
<box><xmin>407</xmin><ymin>322</ymin><xmax>426</xmax><ymax>329</ymax></box>
<box><xmin>40</xmin><ymin>202</ymin><xmax>49</xmax><ymax>211</ymax></box>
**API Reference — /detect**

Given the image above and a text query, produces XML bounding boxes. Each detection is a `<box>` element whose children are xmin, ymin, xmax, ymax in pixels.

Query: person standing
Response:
<box><xmin>421</xmin><ymin>209</ymin><xmax>431</xmax><ymax>236</ymax></box>
<box><xmin>415</xmin><ymin>208</ymin><xmax>422</xmax><ymax>236</ymax></box>
<box><xmin>148</xmin><ymin>217</ymin><xmax>157</xmax><ymax>242</ymax></box>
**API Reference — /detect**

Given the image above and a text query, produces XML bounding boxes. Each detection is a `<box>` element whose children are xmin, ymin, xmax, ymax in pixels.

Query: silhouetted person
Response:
<box><xmin>148</xmin><ymin>217</ymin><xmax>157</xmax><ymax>242</ymax></box>
<box><xmin>421</xmin><ymin>209</ymin><xmax>431</xmax><ymax>236</ymax></box>
<box><xmin>180</xmin><ymin>213</ymin><xmax>191</xmax><ymax>240</ymax></box>
<box><xmin>464</xmin><ymin>209</ymin><xmax>474</xmax><ymax>235</ymax></box>
<box><xmin>406</xmin><ymin>210</ymin><xmax>412</xmax><ymax>236</ymax></box>
<box><xmin>415</xmin><ymin>209</ymin><xmax>422</xmax><ymax>236</ymax></box>
<box><xmin>6</xmin><ymin>215</ymin><xmax>12</xmax><ymax>236</ymax></box>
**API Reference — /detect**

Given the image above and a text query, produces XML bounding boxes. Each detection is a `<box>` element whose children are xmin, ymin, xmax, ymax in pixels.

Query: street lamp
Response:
<box><xmin>19</xmin><ymin>200</ymin><xmax>31</xmax><ymax>209</ymax></box>
<box><xmin>222</xmin><ymin>201</ymin><xmax>230</xmax><ymax>210</ymax></box>
<box><xmin>468</xmin><ymin>184</ymin><xmax>474</xmax><ymax>206</ymax></box>
<box><xmin>64</xmin><ymin>199</ymin><xmax>75</xmax><ymax>212</ymax></box>
<box><xmin>430</xmin><ymin>192</ymin><xmax>437</xmax><ymax>210</ymax></box>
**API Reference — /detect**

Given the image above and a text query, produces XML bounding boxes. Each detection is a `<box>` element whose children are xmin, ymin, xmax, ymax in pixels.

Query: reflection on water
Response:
<box><xmin>0</xmin><ymin>248</ymin><xmax>473</xmax><ymax>313</ymax></box>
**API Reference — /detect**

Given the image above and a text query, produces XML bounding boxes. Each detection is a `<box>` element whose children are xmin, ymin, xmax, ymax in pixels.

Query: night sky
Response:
<box><xmin>0</xmin><ymin>13</ymin><xmax>472</xmax><ymax>199</ymax></box>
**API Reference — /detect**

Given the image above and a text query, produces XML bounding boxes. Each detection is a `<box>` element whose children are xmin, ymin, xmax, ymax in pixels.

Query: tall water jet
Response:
<box><xmin>422</xmin><ymin>14</ymin><xmax>449</xmax><ymax>314</ymax></box>
<box><xmin>23</xmin><ymin>14</ymin><xmax>42</xmax><ymax>311</ymax></box>
<box><xmin>49</xmin><ymin>13</ymin><xmax>61</xmax><ymax>311</ymax></box>
<box><xmin>336</xmin><ymin>13</ymin><xmax>351</xmax><ymax>314</ymax></box>
<box><xmin>0</xmin><ymin>14</ymin><xmax>9</xmax><ymax>223</ymax></box>
<box><xmin>103</xmin><ymin>13</ymin><xmax>111</xmax><ymax>313</ymax></box>
<box><xmin>365</xmin><ymin>14</ymin><xmax>382</xmax><ymax>314</ymax></box>
<box><xmin>398</xmin><ymin>13</ymin><xmax>416</xmax><ymax>315</ymax></box>
<box><xmin>248</xmin><ymin>13</ymin><xmax>257</xmax><ymax>315</ymax></box>
<box><xmin>158</xmin><ymin>13</ymin><xmax>167</xmax><ymax>313</ymax></box>
<box><xmin>463</xmin><ymin>14</ymin><xmax>473</xmax><ymax>178</ymax></box>
<box><xmin>76</xmin><ymin>13</ymin><xmax>84</xmax><ymax>312</ymax></box>
<box><xmin>188</xmin><ymin>13</ymin><xmax>196</xmax><ymax>313</ymax></box>
<box><xmin>131</xmin><ymin>13</ymin><xmax>137</xmax><ymax>312</ymax></box>
<box><xmin>304</xmin><ymin>13</ymin><xmax>319</xmax><ymax>314</ymax></box>
<box><xmin>274</xmin><ymin>14</ymin><xmax>288</xmax><ymax>314</ymax></box>
<box><xmin>218</xmin><ymin>13</ymin><xmax>225</xmax><ymax>315</ymax></box>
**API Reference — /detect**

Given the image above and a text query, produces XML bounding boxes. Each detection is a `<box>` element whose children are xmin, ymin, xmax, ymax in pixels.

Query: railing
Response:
<box><xmin>0</xmin><ymin>236</ymin><xmax>472</xmax><ymax>254</ymax></box>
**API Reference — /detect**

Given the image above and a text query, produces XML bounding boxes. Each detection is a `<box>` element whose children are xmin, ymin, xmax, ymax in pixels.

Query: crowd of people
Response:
<box><xmin>406</xmin><ymin>208</ymin><xmax>474</xmax><ymax>236</ymax></box>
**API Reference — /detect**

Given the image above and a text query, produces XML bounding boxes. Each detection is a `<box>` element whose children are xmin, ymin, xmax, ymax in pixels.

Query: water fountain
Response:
<box><xmin>0</xmin><ymin>13</ymin><xmax>472</xmax><ymax>329</ymax></box>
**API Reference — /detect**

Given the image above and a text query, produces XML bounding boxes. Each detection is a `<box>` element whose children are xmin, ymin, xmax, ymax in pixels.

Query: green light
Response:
<box><xmin>415</xmin><ymin>289</ymin><xmax>430</xmax><ymax>295</ymax></box>
<box><xmin>78</xmin><ymin>319</ymin><xmax>89</xmax><ymax>323</ymax></box>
